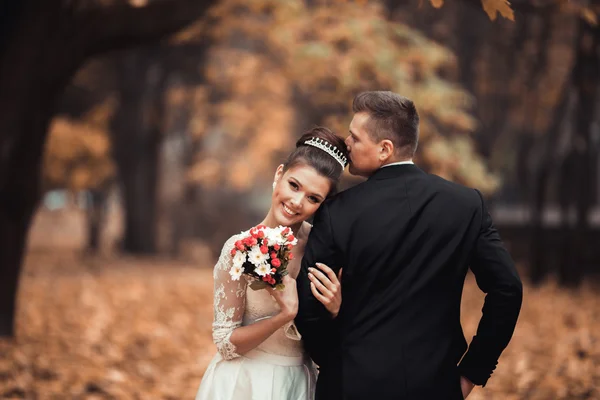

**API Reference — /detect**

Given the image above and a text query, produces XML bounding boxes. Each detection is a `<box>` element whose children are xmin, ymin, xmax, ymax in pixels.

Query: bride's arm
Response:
<box><xmin>227</xmin><ymin>312</ymin><xmax>294</xmax><ymax>357</ymax></box>
<box><xmin>228</xmin><ymin>276</ymin><xmax>298</xmax><ymax>355</ymax></box>
<box><xmin>212</xmin><ymin>237</ymin><xmax>297</xmax><ymax>360</ymax></box>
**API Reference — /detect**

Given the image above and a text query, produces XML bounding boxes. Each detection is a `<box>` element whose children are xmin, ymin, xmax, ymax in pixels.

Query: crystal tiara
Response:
<box><xmin>304</xmin><ymin>137</ymin><xmax>348</xmax><ymax>169</ymax></box>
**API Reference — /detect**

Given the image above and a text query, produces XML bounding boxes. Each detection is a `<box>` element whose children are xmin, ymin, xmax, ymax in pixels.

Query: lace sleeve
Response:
<box><xmin>212</xmin><ymin>235</ymin><xmax>247</xmax><ymax>360</ymax></box>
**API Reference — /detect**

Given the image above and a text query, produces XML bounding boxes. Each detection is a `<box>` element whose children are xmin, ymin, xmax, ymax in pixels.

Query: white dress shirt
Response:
<box><xmin>380</xmin><ymin>160</ymin><xmax>414</xmax><ymax>168</ymax></box>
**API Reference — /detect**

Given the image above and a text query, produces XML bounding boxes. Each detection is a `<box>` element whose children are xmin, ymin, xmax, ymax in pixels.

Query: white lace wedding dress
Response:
<box><xmin>195</xmin><ymin>234</ymin><xmax>317</xmax><ymax>400</ymax></box>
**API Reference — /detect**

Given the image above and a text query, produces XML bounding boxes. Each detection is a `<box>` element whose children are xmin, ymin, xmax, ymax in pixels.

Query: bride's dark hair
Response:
<box><xmin>282</xmin><ymin>127</ymin><xmax>349</xmax><ymax>196</ymax></box>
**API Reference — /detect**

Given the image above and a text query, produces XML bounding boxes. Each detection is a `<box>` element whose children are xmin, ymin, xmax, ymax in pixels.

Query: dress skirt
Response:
<box><xmin>195</xmin><ymin>349</ymin><xmax>317</xmax><ymax>400</ymax></box>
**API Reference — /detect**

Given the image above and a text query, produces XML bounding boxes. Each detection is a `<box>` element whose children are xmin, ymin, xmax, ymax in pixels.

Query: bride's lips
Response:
<box><xmin>282</xmin><ymin>203</ymin><xmax>299</xmax><ymax>218</ymax></box>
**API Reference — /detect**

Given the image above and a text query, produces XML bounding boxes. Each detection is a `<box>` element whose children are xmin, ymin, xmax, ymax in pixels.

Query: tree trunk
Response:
<box><xmin>86</xmin><ymin>188</ymin><xmax>110</xmax><ymax>253</ymax></box>
<box><xmin>530</xmin><ymin>83</ymin><xmax>570</xmax><ymax>284</ymax></box>
<box><xmin>0</xmin><ymin>0</ymin><xmax>80</xmax><ymax>337</ymax></box>
<box><xmin>487</xmin><ymin>13</ymin><xmax>532</xmax><ymax>167</ymax></box>
<box><xmin>456</xmin><ymin>1</ymin><xmax>486</xmax><ymax>95</ymax></box>
<box><xmin>111</xmin><ymin>49</ymin><xmax>167</xmax><ymax>254</ymax></box>
<box><xmin>557</xmin><ymin>152</ymin><xmax>577</xmax><ymax>284</ymax></box>
<box><xmin>0</xmin><ymin>0</ymin><xmax>216</xmax><ymax>337</ymax></box>
<box><xmin>564</xmin><ymin>10</ymin><xmax>600</xmax><ymax>286</ymax></box>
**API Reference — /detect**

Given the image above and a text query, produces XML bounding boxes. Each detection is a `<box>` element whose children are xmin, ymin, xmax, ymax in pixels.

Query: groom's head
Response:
<box><xmin>345</xmin><ymin>91</ymin><xmax>419</xmax><ymax>177</ymax></box>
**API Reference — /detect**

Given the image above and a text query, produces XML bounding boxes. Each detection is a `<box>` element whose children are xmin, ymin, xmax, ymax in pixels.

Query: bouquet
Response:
<box><xmin>229</xmin><ymin>224</ymin><xmax>298</xmax><ymax>290</ymax></box>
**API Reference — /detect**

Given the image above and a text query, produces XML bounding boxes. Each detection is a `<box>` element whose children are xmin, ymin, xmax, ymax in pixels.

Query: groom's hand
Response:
<box><xmin>460</xmin><ymin>376</ymin><xmax>475</xmax><ymax>399</ymax></box>
<box><xmin>308</xmin><ymin>263</ymin><xmax>342</xmax><ymax>318</ymax></box>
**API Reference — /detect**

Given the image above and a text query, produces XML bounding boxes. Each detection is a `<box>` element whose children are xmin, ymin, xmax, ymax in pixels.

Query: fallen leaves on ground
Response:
<box><xmin>0</xmin><ymin>252</ymin><xmax>598</xmax><ymax>399</ymax></box>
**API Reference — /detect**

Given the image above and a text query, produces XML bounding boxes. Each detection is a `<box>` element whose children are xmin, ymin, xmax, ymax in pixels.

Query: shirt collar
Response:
<box><xmin>380</xmin><ymin>160</ymin><xmax>414</xmax><ymax>168</ymax></box>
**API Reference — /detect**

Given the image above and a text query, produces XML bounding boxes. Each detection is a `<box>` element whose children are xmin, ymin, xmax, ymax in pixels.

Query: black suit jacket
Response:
<box><xmin>295</xmin><ymin>164</ymin><xmax>523</xmax><ymax>400</ymax></box>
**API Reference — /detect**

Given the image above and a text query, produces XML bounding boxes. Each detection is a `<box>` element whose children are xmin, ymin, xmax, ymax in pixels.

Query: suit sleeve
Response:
<box><xmin>458</xmin><ymin>189</ymin><xmax>523</xmax><ymax>386</ymax></box>
<box><xmin>295</xmin><ymin>201</ymin><xmax>342</xmax><ymax>367</ymax></box>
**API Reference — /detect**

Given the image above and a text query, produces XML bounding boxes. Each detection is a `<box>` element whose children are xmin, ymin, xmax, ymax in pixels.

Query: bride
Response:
<box><xmin>195</xmin><ymin>127</ymin><xmax>350</xmax><ymax>400</ymax></box>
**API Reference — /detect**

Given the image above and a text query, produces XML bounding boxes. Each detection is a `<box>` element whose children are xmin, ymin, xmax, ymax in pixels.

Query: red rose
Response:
<box><xmin>287</xmin><ymin>244</ymin><xmax>293</xmax><ymax>250</ymax></box>
<box><xmin>287</xmin><ymin>234</ymin><xmax>295</xmax><ymax>242</ymax></box>
<box><xmin>270</xmin><ymin>252</ymin><xmax>277</xmax><ymax>259</ymax></box>
<box><xmin>270</xmin><ymin>277</ymin><xmax>276</xmax><ymax>284</ymax></box>
<box><xmin>282</xmin><ymin>227</ymin><xmax>290</xmax><ymax>235</ymax></box>
<box><xmin>271</xmin><ymin>268</ymin><xmax>277</xmax><ymax>273</ymax></box>
<box><xmin>250</xmin><ymin>237</ymin><xmax>258</xmax><ymax>246</ymax></box>
<box><xmin>230</xmin><ymin>248</ymin><xmax>237</xmax><ymax>256</ymax></box>
<box><xmin>260</xmin><ymin>246</ymin><xmax>268</xmax><ymax>254</ymax></box>
<box><xmin>257</xmin><ymin>231</ymin><xmax>265</xmax><ymax>239</ymax></box>
<box><xmin>257</xmin><ymin>224</ymin><xmax>266</xmax><ymax>229</ymax></box>
<box><xmin>235</xmin><ymin>241</ymin><xmax>245</xmax><ymax>251</ymax></box>
<box><xmin>263</xmin><ymin>239</ymin><xmax>268</xmax><ymax>246</ymax></box>
<box><xmin>262</xmin><ymin>276</ymin><xmax>270</xmax><ymax>282</ymax></box>
<box><xmin>274</xmin><ymin>244</ymin><xmax>280</xmax><ymax>251</ymax></box>
<box><xmin>288</xmin><ymin>253</ymin><xmax>294</xmax><ymax>260</ymax></box>
<box><xmin>271</xmin><ymin>258</ymin><xmax>281</xmax><ymax>267</ymax></box>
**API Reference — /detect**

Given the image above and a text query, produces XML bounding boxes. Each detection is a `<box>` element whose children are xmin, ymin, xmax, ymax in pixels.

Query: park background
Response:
<box><xmin>0</xmin><ymin>0</ymin><xmax>599</xmax><ymax>398</ymax></box>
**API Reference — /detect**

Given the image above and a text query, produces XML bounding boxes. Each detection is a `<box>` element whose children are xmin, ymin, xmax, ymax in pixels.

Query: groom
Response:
<box><xmin>295</xmin><ymin>91</ymin><xmax>523</xmax><ymax>400</ymax></box>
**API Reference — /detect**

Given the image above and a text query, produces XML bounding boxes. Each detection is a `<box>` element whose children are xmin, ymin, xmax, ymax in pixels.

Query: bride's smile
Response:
<box><xmin>264</xmin><ymin>163</ymin><xmax>331</xmax><ymax>231</ymax></box>
<box><xmin>282</xmin><ymin>203</ymin><xmax>299</xmax><ymax>216</ymax></box>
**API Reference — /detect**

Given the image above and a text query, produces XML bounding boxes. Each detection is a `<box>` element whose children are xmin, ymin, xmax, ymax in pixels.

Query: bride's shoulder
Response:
<box><xmin>214</xmin><ymin>233</ymin><xmax>244</xmax><ymax>272</ymax></box>
<box><xmin>219</xmin><ymin>233</ymin><xmax>243</xmax><ymax>256</ymax></box>
<box><xmin>300</xmin><ymin>221</ymin><xmax>313</xmax><ymax>239</ymax></box>
<box><xmin>225</xmin><ymin>232</ymin><xmax>243</xmax><ymax>246</ymax></box>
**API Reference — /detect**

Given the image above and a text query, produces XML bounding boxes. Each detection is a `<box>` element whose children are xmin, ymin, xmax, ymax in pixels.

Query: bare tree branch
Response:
<box><xmin>74</xmin><ymin>0</ymin><xmax>217</xmax><ymax>57</ymax></box>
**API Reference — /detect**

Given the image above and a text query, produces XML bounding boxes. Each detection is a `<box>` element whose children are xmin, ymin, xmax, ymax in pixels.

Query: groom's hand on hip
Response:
<box><xmin>460</xmin><ymin>376</ymin><xmax>475</xmax><ymax>398</ymax></box>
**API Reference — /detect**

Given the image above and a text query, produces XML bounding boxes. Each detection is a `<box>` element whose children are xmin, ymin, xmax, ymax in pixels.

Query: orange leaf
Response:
<box><xmin>481</xmin><ymin>0</ymin><xmax>515</xmax><ymax>21</ymax></box>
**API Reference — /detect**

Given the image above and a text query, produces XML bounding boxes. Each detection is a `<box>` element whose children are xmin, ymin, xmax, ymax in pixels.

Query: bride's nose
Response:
<box><xmin>289</xmin><ymin>194</ymin><xmax>302</xmax><ymax>209</ymax></box>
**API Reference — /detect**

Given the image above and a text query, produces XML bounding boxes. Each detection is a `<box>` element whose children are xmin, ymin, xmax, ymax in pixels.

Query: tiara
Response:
<box><xmin>304</xmin><ymin>137</ymin><xmax>348</xmax><ymax>169</ymax></box>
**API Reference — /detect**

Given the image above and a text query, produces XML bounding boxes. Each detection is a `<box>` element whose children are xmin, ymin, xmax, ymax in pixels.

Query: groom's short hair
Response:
<box><xmin>352</xmin><ymin>91</ymin><xmax>419</xmax><ymax>158</ymax></box>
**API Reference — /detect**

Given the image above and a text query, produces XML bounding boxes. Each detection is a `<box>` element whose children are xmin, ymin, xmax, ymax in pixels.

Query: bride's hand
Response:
<box><xmin>268</xmin><ymin>275</ymin><xmax>298</xmax><ymax>322</ymax></box>
<box><xmin>309</xmin><ymin>263</ymin><xmax>342</xmax><ymax>318</ymax></box>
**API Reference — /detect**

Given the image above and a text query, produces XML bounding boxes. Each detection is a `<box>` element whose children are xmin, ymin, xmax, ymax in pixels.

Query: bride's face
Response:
<box><xmin>271</xmin><ymin>163</ymin><xmax>331</xmax><ymax>227</ymax></box>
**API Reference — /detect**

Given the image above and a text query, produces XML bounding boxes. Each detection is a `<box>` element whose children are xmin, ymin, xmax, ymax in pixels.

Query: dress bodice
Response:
<box><xmin>212</xmin><ymin>234</ymin><xmax>305</xmax><ymax>360</ymax></box>
<box><xmin>243</xmin><ymin>281</ymin><xmax>304</xmax><ymax>356</ymax></box>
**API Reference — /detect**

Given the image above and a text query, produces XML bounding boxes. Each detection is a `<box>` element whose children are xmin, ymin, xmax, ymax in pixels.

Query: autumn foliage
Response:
<box><xmin>168</xmin><ymin>0</ymin><xmax>500</xmax><ymax>193</ymax></box>
<box><xmin>0</xmin><ymin>250</ymin><xmax>598</xmax><ymax>399</ymax></box>
<box><xmin>44</xmin><ymin>101</ymin><xmax>116</xmax><ymax>192</ymax></box>
<box><xmin>40</xmin><ymin>0</ymin><xmax>529</xmax><ymax>196</ymax></box>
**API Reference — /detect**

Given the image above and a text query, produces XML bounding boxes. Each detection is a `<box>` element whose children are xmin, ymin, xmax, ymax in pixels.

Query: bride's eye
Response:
<box><xmin>289</xmin><ymin>181</ymin><xmax>299</xmax><ymax>190</ymax></box>
<box><xmin>308</xmin><ymin>196</ymin><xmax>320</xmax><ymax>204</ymax></box>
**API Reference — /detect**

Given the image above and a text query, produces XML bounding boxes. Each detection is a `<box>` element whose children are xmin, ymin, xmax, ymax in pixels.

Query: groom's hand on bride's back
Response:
<box><xmin>308</xmin><ymin>263</ymin><xmax>342</xmax><ymax>318</ymax></box>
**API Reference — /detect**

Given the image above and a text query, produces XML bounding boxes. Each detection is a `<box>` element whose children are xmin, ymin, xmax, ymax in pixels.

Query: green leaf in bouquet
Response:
<box><xmin>249</xmin><ymin>280</ymin><xmax>268</xmax><ymax>291</ymax></box>
<box><xmin>280</xmin><ymin>269</ymin><xmax>289</xmax><ymax>277</ymax></box>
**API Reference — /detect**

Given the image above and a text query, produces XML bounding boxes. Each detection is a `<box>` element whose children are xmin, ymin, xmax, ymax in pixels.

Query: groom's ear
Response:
<box><xmin>379</xmin><ymin>140</ymin><xmax>395</xmax><ymax>162</ymax></box>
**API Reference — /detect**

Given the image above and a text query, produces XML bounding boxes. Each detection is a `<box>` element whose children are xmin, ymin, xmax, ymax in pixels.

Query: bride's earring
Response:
<box><xmin>272</xmin><ymin>182</ymin><xmax>276</xmax><ymax>189</ymax></box>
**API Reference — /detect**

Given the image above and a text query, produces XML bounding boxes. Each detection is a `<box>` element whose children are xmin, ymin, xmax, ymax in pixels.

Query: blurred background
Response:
<box><xmin>0</xmin><ymin>0</ymin><xmax>599</xmax><ymax>399</ymax></box>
